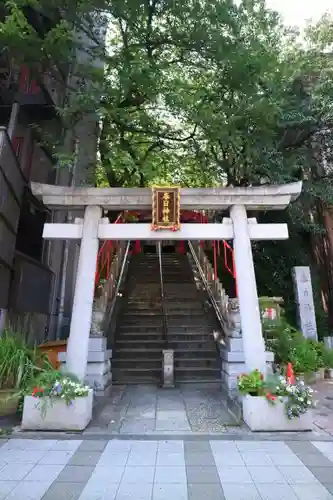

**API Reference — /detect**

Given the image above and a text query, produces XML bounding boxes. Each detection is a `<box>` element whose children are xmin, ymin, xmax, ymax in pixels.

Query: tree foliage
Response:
<box><xmin>1</xmin><ymin>1</ymin><xmax>333</xmax><ymax>329</ymax></box>
<box><xmin>2</xmin><ymin>0</ymin><xmax>332</xmax><ymax>188</ymax></box>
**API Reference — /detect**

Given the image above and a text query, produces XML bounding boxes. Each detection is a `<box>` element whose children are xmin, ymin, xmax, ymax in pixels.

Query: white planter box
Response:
<box><xmin>242</xmin><ymin>395</ymin><xmax>312</xmax><ymax>432</ymax></box>
<box><xmin>21</xmin><ymin>389</ymin><xmax>93</xmax><ymax>431</ymax></box>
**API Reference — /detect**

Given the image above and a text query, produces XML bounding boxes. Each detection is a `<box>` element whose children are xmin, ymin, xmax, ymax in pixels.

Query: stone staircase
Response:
<box><xmin>112</xmin><ymin>251</ymin><xmax>221</xmax><ymax>384</ymax></box>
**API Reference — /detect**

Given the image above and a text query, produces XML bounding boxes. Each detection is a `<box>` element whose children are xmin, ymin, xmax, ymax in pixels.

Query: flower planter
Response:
<box><xmin>21</xmin><ymin>389</ymin><xmax>93</xmax><ymax>431</ymax></box>
<box><xmin>0</xmin><ymin>389</ymin><xmax>20</xmax><ymax>417</ymax></box>
<box><xmin>242</xmin><ymin>395</ymin><xmax>312</xmax><ymax>432</ymax></box>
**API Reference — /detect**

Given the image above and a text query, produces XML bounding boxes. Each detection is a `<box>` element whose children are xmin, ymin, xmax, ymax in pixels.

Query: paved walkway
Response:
<box><xmin>313</xmin><ymin>380</ymin><xmax>333</xmax><ymax>436</ymax></box>
<box><xmin>0</xmin><ymin>438</ymin><xmax>333</xmax><ymax>499</ymax></box>
<box><xmin>86</xmin><ymin>385</ymin><xmax>237</xmax><ymax>436</ymax></box>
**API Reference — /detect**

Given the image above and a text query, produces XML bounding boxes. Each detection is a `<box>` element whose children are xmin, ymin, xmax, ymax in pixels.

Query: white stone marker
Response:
<box><xmin>292</xmin><ymin>266</ymin><xmax>318</xmax><ymax>341</ymax></box>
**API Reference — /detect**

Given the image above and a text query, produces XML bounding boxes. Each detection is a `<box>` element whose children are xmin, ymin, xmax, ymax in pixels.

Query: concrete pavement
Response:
<box><xmin>0</xmin><ymin>438</ymin><xmax>333</xmax><ymax>499</ymax></box>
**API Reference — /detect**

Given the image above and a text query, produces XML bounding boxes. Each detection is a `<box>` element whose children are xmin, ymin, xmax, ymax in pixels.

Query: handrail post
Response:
<box><xmin>157</xmin><ymin>241</ymin><xmax>167</xmax><ymax>348</ymax></box>
<box><xmin>188</xmin><ymin>241</ymin><xmax>228</xmax><ymax>344</ymax></box>
<box><xmin>157</xmin><ymin>241</ymin><xmax>174</xmax><ymax>388</ymax></box>
<box><xmin>106</xmin><ymin>240</ymin><xmax>131</xmax><ymax>325</ymax></box>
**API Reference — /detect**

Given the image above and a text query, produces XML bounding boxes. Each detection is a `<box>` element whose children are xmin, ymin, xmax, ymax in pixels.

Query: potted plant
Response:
<box><xmin>238</xmin><ymin>368</ymin><xmax>314</xmax><ymax>431</ymax></box>
<box><xmin>0</xmin><ymin>329</ymin><xmax>46</xmax><ymax>416</ymax></box>
<box><xmin>323</xmin><ymin>348</ymin><xmax>333</xmax><ymax>379</ymax></box>
<box><xmin>21</xmin><ymin>370</ymin><xmax>93</xmax><ymax>431</ymax></box>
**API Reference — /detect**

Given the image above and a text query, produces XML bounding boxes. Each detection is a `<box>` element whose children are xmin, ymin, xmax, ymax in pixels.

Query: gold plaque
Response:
<box><xmin>151</xmin><ymin>187</ymin><xmax>180</xmax><ymax>231</ymax></box>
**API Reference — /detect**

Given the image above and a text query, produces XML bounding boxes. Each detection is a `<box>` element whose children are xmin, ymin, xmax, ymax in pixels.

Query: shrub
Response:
<box><xmin>265</xmin><ymin>320</ymin><xmax>325</xmax><ymax>374</ymax></box>
<box><xmin>0</xmin><ymin>328</ymin><xmax>50</xmax><ymax>390</ymax></box>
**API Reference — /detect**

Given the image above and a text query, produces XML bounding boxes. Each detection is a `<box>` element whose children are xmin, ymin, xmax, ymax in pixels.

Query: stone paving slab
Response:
<box><xmin>312</xmin><ymin>380</ymin><xmax>333</xmax><ymax>436</ymax></box>
<box><xmin>85</xmin><ymin>385</ymin><xmax>237</xmax><ymax>436</ymax></box>
<box><xmin>0</xmin><ymin>438</ymin><xmax>333</xmax><ymax>499</ymax></box>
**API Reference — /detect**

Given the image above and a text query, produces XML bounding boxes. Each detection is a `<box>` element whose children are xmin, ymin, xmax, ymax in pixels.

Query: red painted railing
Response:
<box><xmin>19</xmin><ymin>65</ymin><xmax>40</xmax><ymax>95</ymax></box>
<box><xmin>223</xmin><ymin>240</ymin><xmax>237</xmax><ymax>297</ymax></box>
<box><xmin>12</xmin><ymin>136</ymin><xmax>24</xmax><ymax>160</ymax></box>
<box><xmin>94</xmin><ymin>213</ymin><xmax>123</xmax><ymax>287</ymax></box>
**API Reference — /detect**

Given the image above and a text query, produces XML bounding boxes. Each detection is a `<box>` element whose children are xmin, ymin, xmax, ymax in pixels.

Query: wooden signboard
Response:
<box><xmin>151</xmin><ymin>187</ymin><xmax>180</xmax><ymax>231</ymax></box>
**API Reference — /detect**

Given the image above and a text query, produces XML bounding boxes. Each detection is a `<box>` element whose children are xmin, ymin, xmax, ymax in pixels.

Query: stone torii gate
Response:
<box><xmin>32</xmin><ymin>181</ymin><xmax>302</xmax><ymax>382</ymax></box>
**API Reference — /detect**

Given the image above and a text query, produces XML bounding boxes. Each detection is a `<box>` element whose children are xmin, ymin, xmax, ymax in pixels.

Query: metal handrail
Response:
<box><xmin>107</xmin><ymin>240</ymin><xmax>131</xmax><ymax>322</ymax></box>
<box><xmin>188</xmin><ymin>241</ymin><xmax>227</xmax><ymax>340</ymax></box>
<box><xmin>157</xmin><ymin>241</ymin><xmax>168</xmax><ymax>348</ymax></box>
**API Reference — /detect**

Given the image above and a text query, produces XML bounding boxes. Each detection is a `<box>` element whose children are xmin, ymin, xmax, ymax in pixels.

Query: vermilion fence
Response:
<box><xmin>94</xmin><ymin>210</ymin><xmax>238</xmax><ymax>296</ymax></box>
<box><xmin>94</xmin><ymin>213</ymin><xmax>123</xmax><ymax>287</ymax></box>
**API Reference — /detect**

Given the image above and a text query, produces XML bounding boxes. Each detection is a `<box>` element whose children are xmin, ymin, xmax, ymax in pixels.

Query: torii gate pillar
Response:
<box><xmin>66</xmin><ymin>206</ymin><xmax>102</xmax><ymax>379</ymax></box>
<box><xmin>230</xmin><ymin>205</ymin><xmax>266</xmax><ymax>373</ymax></box>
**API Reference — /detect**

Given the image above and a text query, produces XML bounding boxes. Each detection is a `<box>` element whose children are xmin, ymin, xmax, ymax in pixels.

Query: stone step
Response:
<box><xmin>116</xmin><ymin>331</ymin><xmax>164</xmax><ymax>340</ymax></box>
<box><xmin>166</xmin><ymin>319</ymin><xmax>213</xmax><ymax>327</ymax></box>
<box><xmin>123</xmin><ymin>310</ymin><xmax>205</xmax><ymax>317</ymax></box>
<box><xmin>174</xmin><ymin>349</ymin><xmax>217</xmax><ymax>359</ymax></box>
<box><xmin>112</xmin><ymin>367</ymin><xmax>161</xmax><ymax>383</ymax></box>
<box><xmin>121</xmin><ymin>320</ymin><xmax>164</xmax><ymax>327</ymax></box>
<box><xmin>167</xmin><ymin>340</ymin><xmax>216</xmax><ymax>349</ymax></box>
<box><xmin>111</xmin><ymin>252</ymin><xmax>222</xmax><ymax>385</ymax></box>
<box><xmin>115</xmin><ymin>348</ymin><xmax>162</xmax><ymax>358</ymax></box>
<box><xmin>112</xmin><ymin>358</ymin><xmax>161</xmax><ymax>369</ymax></box>
<box><xmin>118</xmin><ymin>327</ymin><xmax>212</xmax><ymax>336</ymax></box>
<box><xmin>174</xmin><ymin>358</ymin><xmax>220</xmax><ymax>369</ymax></box>
<box><xmin>174</xmin><ymin>367</ymin><xmax>221</xmax><ymax>381</ymax></box>
<box><xmin>115</xmin><ymin>340</ymin><xmax>164</xmax><ymax>349</ymax></box>
<box><xmin>117</xmin><ymin>325</ymin><xmax>163</xmax><ymax>333</ymax></box>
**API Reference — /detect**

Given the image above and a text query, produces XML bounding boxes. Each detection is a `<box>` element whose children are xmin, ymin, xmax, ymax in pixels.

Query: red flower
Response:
<box><xmin>32</xmin><ymin>387</ymin><xmax>44</xmax><ymax>397</ymax></box>
<box><xmin>265</xmin><ymin>392</ymin><xmax>272</xmax><ymax>400</ymax></box>
<box><xmin>271</xmin><ymin>396</ymin><xmax>277</xmax><ymax>401</ymax></box>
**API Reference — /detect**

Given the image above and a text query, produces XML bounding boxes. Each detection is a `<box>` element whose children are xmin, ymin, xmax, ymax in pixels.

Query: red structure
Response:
<box><xmin>95</xmin><ymin>210</ymin><xmax>237</xmax><ymax>295</ymax></box>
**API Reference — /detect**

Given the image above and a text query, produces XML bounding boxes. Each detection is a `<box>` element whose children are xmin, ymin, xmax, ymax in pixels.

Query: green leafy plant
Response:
<box><xmin>290</xmin><ymin>342</ymin><xmax>318</xmax><ymax>375</ymax></box>
<box><xmin>307</xmin><ymin>340</ymin><xmax>325</xmax><ymax>370</ymax></box>
<box><xmin>26</xmin><ymin>371</ymin><xmax>90</xmax><ymax>419</ymax></box>
<box><xmin>264</xmin><ymin>321</ymin><xmax>326</xmax><ymax>374</ymax></box>
<box><xmin>237</xmin><ymin>369</ymin><xmax>264</xmax><ymax>396</ymax></box>
<box><xmin>0</xmin><ymin>328</ymin><xmax>50</xmax><ymax>391</ymax></box>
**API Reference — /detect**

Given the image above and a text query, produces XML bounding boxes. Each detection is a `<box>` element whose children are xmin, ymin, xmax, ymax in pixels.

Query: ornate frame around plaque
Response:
<box><xmin>151</xmin><ymin>186</ymin><xmax>181</xmax><ymax>231</ymax></box>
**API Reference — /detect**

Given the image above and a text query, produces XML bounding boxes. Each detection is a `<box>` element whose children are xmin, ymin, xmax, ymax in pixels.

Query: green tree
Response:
<box><xmin>2</xmin><ymin>1</ymin><xmax>333</xmax><ymax>328</ymax></box>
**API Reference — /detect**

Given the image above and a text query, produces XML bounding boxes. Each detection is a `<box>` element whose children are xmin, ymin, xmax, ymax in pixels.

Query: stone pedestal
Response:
<box><xmin>162</xmin><ymin>349</ymin><xmax>174</xmax><ymax>388</ymax></box>
<box><xmin>59</xmin><ymin>336</ymin><xmax>112</xmax><ymax>395</ymax></box>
